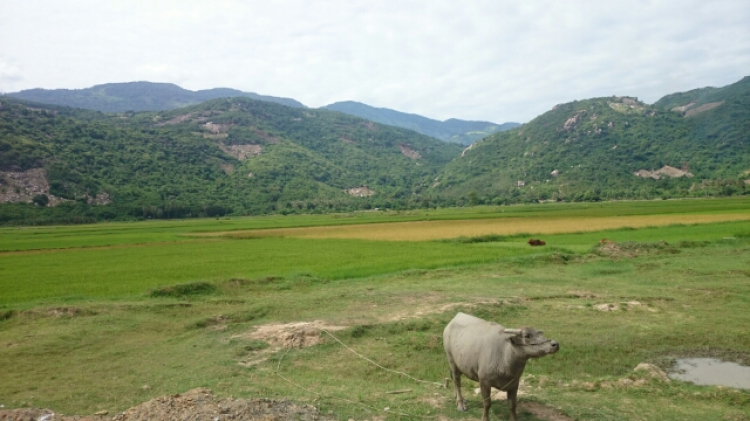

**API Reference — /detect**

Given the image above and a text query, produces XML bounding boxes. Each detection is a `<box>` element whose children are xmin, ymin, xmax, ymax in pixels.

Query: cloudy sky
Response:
<box><xmin>1</xmin><ymin>1</ymin><xmax>748</xmax><ymax>123</ymax></box>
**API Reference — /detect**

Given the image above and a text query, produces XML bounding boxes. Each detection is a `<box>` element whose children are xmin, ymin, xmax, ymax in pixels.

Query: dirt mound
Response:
<box><xmin>235</xmin><ymin>321</ymin><xmax>348</xmax><ymax>365</ymax></box>
<box><xmin>0</xmin><ymin>389</ymin><xmax>333</xmax><ymax>421</ymax></box>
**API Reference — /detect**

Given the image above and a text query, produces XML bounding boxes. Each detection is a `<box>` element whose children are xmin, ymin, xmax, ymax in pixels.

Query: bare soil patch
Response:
<box><xmin>240</xmin><ymin>321</ymin><xmax>347</xmax><ymax>350</ymax></box>
<box><xmin>522</xmin><ymin>402</ymin><xmax>574</xmax><ymax>421</ymax></box>
<box><xmin>684</xmin><ymin>101</ymin><xmax>724</xmax><ymax>117</ymax></box>
<box><xmin>233</xmin><ymin>321</ymin><xmax>346</xmax><ymax>366</ymax></box>
<box><xmin>399</xmin><ymin>144</ymin><xmax>421</xmax><ymax>159</ymax></box>
<box><xmin>634</xmin><ymin>165</ymin><xmax>693</xmax><ymax>180</ymax></box>
<box><xmin>346</xmin><ymin>186</ymin><xmax>376</xmax><ymax>197</ymax></box>
<box><xmin>0</xmin><ymin>388</ymin><xmax>333</xmax><ymax>421</ymax></box>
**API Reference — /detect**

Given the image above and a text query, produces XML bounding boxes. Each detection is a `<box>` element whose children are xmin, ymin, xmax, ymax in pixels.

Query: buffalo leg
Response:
<box><xmin>448</xmin><ymin>361</ymin><xmax>467</xmax><ymax>411</ymax></box>
<box><xmin>480</xmin><ymin>383</ymin><xmax>492</xmax><ymax>421</ymax></box>
<box><xmin>507</xmin><ymin>387</ymin><xmax>518</xmax><ymax>421</ymax></box>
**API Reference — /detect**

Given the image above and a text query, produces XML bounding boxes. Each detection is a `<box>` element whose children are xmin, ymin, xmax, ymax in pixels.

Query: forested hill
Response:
<box><xmin>323</xmin><ymin>101</ymin><xmax>519</xmax><ymax>145</ymax></box>
<box><xmin>0</xmin><ymin>96</ymin><xmax>461</xmax><ymax>224</ymax></box>
<box><xmin>432</xmin><ymin>77</ymin><xmax>750</xmax><ymax>205</ymax></box>
<box><xmin>6</xmin><ymin>82</ymin><xmax>306</xmax><ymax>113</ymax></box>
<box><xmin>2</xmin><ymin>76</ymin><xmax>748</xmax><ymax>224</ymax></box>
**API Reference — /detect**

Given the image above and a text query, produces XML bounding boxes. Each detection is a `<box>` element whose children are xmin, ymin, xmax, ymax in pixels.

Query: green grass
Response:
<box><xmin>1</xmin><ymin>199</ymin><xmax>750</xmax><ymax>419</ymax></box>
<box><xmin>4</xmin><ymin>220</ymin><xmax>750</xmax><ymax>306</ymax></box>
<box><xmin>0</xmin><ymin>237</ymin><xmax>541</xmax><ymax>305</ymax></box>
<box><xmin>2</xmin><ymin>239</ymin><xmax>749</xmax><ymax>419</ymax></box>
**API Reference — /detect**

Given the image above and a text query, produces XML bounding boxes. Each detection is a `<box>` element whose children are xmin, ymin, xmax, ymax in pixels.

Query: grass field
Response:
<box><xmin>1</xmin><ymin>198</ymin><xmax>749</xmax><ymax>420</ymax></box>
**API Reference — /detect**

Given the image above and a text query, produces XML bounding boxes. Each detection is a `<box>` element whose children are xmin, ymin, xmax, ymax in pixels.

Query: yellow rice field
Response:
<box><xmin>222</xmin><ymin>212</ymin><xmax>750</xmax><ymax>241</ymax></box>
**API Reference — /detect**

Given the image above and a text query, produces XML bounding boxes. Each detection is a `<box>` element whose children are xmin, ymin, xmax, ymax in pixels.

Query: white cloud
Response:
<box><xmin>0</xmin><ymin>60</ymin><xmax>23</xmax><ymax>92</ymax></box>
<box><xmin>1</xmin><ymin>0</ymin><xmax>748</xmax><ymax>122</ymax></box>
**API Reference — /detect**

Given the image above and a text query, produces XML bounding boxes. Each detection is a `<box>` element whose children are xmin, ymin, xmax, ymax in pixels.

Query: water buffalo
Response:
<box><xmin>443</xmin><ymin>312</ymin><xmax>559</xmax><ymax>421</ymax></box>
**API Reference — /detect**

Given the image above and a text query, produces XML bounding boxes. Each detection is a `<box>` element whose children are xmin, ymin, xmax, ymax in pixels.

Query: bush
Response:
<box><xmin>149</xmin><ymin>281</ymin><xmax>217</xmax><ymax>298</ymax></box>
<box><xmin>32</xmin><ymin>194</ymin><xmax>49</xmax><ymax>207</ymax></box>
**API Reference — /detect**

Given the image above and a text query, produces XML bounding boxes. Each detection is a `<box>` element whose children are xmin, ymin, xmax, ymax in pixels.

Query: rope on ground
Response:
<box><xmin>316</xmin><ymin>328</ymin><xmax>516</xmax><ymax>412</ymax></box>
<box><xmin>274</xmin><ymin>344</ymin><xmax>439</xmax><ymax>419</ymax></box>
<box><xmin>319</xmin><ymin>328</ymin><xmax>445</xmax><ymax>388</ymax></box>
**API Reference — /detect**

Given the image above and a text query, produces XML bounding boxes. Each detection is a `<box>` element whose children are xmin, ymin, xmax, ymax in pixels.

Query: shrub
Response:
<box><xmin>149</xmin><ymin>281</ymin><xmax>217</xmax><ymax>298</ymax></box>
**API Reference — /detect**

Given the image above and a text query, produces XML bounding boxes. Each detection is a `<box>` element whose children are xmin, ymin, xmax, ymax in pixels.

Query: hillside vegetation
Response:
<box><xmin>433</xmin><ymin>76</ymin><xmax>750</xmax><ymax>205</ymax></box>
<box><xmin>1</xmin><ymin>76</ymin><xmax>749</xmax><ymax>224</ymax></box>
<box><xmin>324</xmin><ymin>100</ymin><xmax>519</xmax><ymax>144</ymax></box>
<box><xmin>0</xmin><ymin>96</ymin><xmax>461</xmax><ymax>224</ymax></box>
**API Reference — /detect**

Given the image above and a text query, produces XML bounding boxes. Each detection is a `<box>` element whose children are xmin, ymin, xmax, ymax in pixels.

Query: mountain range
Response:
<box><xmin>1</xmin><ymin>76</ymin><xmax>748</xmax><ymax>224</ymax></box>
<box><xmin>6</xmin><ymin>81</ymin><xmax>305</xmax><ymax>112</ymax></box>
<box><xmin>6</xmin><ymin>82</ymin><xmax>517</xmax><ymax>144</ymax></box>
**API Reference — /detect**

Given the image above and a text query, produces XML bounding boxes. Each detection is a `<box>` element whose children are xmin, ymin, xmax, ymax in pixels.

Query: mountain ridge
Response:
<box><xmin>6</xmin><ymin>81</ymin><xmax>306</xmax><ymax>113</ymax></box>
<box><xmin>323</xmin><ymin>100</ymin><xmax>519</xmax><ymax>144</ymax></box>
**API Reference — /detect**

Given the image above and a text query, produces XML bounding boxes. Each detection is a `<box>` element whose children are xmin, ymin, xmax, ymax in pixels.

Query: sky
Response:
<box><xmin>1</xmin><ymin>1</ymin><xmax>749</xmax><ymax>123</ymax></box>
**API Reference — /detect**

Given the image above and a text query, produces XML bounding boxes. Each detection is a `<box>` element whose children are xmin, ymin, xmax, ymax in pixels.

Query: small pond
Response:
<box><xmin>670</xmin><ymin>358</ymin><xmax>750</xmax><ymax>389</ymax></box>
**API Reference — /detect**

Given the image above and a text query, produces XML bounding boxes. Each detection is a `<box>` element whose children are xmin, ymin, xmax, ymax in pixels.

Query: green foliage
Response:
<box><xmin>0</xmin><ymin>96</ymin><xmax>461</xmax><ymax>224</ymax></box>
<box><xmin>32</xmin><ymin>194</ymin><xmax>49</xmax><ymax>206</ymax></box>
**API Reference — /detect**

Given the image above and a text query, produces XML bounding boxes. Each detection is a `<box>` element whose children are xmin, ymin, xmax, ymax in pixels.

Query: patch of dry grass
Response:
<box><xmin>220</xmin><ymin>213</ymin><xmax>750</xmax><ymax>241</ymax></box>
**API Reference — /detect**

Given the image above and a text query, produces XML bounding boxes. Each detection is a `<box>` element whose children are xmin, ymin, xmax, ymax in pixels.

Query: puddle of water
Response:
<box><xmin>670</xmin><ymin>358</ymin><xmax>750</xmax><ymax>389</ymax></box>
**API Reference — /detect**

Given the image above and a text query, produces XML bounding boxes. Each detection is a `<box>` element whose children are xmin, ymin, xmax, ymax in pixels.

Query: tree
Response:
<box><xmin>32</xmin><ymin>194</ymin><xmax>49</xmax><ymax>207</ymax></box>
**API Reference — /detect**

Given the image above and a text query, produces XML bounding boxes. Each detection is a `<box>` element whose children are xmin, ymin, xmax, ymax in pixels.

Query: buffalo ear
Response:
<box><xmin>509</xmin><ymin>331</ymin><xmax>523</xmax><ymax>345</ymax></box>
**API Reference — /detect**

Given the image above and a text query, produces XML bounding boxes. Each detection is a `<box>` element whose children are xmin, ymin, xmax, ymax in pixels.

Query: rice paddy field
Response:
<box><xmin>1</xmin><ymin>197</ymin><xmax>749</xmax><ymax>420</ymax></box>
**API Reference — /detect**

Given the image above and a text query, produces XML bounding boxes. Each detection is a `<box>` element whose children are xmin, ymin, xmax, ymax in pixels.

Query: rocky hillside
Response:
<box><xmin>432</xmin><ymin>79</ymin><xmax>750</xmax><ymax>204</ymax></box>
<box><xmin>323</xmin><ymin>101</ymin><xmax>519</xmax><ymax>145</ymax></box>
<box><xmin>0</xmin><ymin>96</ymin><xmax>461</xmax><ymax>223</ymax></box>
<box><xmin>6</xmin><ymin>82</ymin><xmax>305</xmax><ymax>113</ymax></box>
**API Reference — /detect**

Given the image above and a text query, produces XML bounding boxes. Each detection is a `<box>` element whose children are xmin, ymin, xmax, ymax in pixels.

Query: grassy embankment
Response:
<box><xmin>1</xmin><ymin>198</ymin><xmax>749</xmax><ymax>420</ymax></box>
